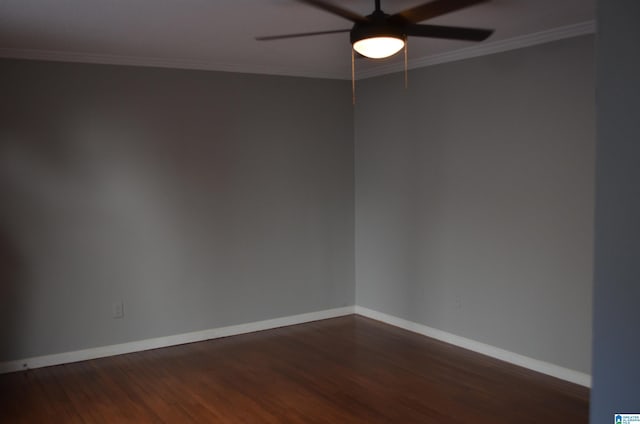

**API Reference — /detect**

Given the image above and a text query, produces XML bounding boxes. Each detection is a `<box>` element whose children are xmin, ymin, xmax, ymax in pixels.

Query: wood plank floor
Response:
<box><xmin>0</xmin><ymin>315</ymin><xmax>589</xmax><ymax>423</ymax></box>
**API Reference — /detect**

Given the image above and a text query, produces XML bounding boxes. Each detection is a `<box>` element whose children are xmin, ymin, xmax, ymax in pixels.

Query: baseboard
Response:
<box><xmin>354</xmin><ymin>306</ymin><xmax>592</xmax><ymax>388</ymax></box>
<box><xmin>0</xmin><ymin>306</ymin><xmax>355</xmax><ymax>374</ymax></box>
<box><xmin>0</xmin><ymin>304</ymin><xmax>593</xmax><ymax>388</ymax></box>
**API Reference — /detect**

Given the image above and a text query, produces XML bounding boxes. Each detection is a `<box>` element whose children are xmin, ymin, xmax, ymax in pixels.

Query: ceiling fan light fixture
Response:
<box><xmin>352</xmin><ymin>36</ymin><xmax>404</xmax><ymax>59</ymax></box>
<box><xmin>350</xmin><ymin>17</ymin><xmax>406</xmax><ymax>60</ymax></box>
<box><xmin>257</xmin><ymin>0</ymin><xmax>495</xmax><ymax>64</ymax></box>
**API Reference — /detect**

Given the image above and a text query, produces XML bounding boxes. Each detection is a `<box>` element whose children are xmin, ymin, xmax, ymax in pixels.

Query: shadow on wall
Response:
<box><xmin>0</xmin><ymin>226</ymin><xmax>28</xmax><ymax>362</ymax></box>
<box><xmin>0</xmin><ymin>107</ymin><xmax>86</xmax><ymax>363</ymax></box>
<box><xmin>0</xmin><ymin>132</ymin><xmax>50</xmax><ymax>363</ymax></box>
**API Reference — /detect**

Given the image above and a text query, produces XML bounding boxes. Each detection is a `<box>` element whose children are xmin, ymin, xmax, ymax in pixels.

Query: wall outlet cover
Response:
<box><xmin>112</xmin><ymin>301</ymin><xmax>124</xmax><ymax>319</ymax></box>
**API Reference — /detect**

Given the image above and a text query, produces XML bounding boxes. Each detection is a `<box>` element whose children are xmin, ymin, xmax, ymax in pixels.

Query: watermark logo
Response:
<box><xmin>615</xmin><ymin>414</ymin><xmax>640</xmax><ymax>424</ymax></box>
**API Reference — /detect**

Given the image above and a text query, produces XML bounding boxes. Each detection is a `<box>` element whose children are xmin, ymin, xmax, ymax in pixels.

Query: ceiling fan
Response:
<box><xmin>256</xmin><ymin>0</ymin><xmax>494</xmax><ymax>60</ymax></box>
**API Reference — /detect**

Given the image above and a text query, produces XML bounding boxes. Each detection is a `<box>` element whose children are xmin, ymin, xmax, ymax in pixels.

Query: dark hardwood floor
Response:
<box><xmin>0</xmin><ymin>315</ymin><xmax>589</xmax><ymax>423</ymax></box>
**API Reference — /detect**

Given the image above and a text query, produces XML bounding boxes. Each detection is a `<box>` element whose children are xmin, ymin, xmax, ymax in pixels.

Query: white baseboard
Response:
<box><xmin>0</xmin><ymin>304</ymin><xmax>592</xmax><ymax>388</ymax></box>
<box><xmin>0</xmin><ymin>306</ymin><xmax>355</xmax><ymax>374</ymax></box>
<box><xmin>354</xmin><ymin>306</ymin><xmax>591</xmax><ymax>388</ymax></box>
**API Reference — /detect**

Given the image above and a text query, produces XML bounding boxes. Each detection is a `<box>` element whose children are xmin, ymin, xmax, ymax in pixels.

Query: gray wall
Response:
<box><xmin>0</xmin><ymin>59</ymin><xmax>354</xmax><ymax>361</ymax></box>
<box><xmin>0</xmin><ymin>34</ymin><xmax>598</xmax><ymax>379</ymax></box>
<box><xmin>355</xmin><ymin>36</ymin><xmax>595</xmax><ymax>373</ymax></box>
<box><xmin>591</xmin><ymin>0</ymin><xmax>640</xmax><ymax>421</ymax></box>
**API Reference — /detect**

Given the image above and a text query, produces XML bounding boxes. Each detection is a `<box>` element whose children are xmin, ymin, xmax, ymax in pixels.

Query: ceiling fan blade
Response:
<box><xmin>405</xmin><ymin>24</ymin><xmax>493</xmax><ymax>41</ymax></box>
<box><xmin>391</xmin><ymin>0</ymin><xmax>490</xmax><ymax>24</ymax></box>
<box><xmin>255</xmin><ymin>28</ymin><xmax>350</xmax><ymax>41</ymax></box>
<box><xmin>296</xmin><ymin>0</ymin><xmax>368</xmax><ymax>23</ymax></box>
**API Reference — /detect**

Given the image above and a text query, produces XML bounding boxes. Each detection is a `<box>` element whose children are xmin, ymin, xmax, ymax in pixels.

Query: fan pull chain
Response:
<box><xmin>352</xmin><ymin>47</ymin><xmax>356</xmax><ymax>105</ymax></box>
<box><xmin>404</xmin><ymin>38</ymin><xmax>408</xmax><ymax>89</ymax></box>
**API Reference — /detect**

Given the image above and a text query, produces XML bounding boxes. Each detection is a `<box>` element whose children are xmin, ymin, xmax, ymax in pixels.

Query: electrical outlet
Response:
<box><xmin>455</xmin><ymin>295</ymin><xmax>462</xmax><ymax>310</ymax></box>
<box><xmin>112</xmin><ymin>301</ymin><xmax>124</xmax><ymax>319</ymax></box>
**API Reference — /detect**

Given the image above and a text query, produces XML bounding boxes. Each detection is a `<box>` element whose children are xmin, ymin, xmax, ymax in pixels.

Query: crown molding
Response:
<box><xmin>357</xmin><ymin>20</ymin><xmax>596</xmax><ymax>80</ymax></box>
<box><xmin>0</xmin><ymin>47</ymin><xmax>347</xmax><ymax>80</ymax></box>
<box><xmin>0</xmin><ymin>20</ymin><xmax>595</xmax><ymax>80</ymax></box>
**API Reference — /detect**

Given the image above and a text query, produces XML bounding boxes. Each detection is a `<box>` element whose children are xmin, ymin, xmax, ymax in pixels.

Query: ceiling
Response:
<box><xmin>0</xmin><ymin>0</ymin><xmax>595</xmax><ymax>79</ymax></box>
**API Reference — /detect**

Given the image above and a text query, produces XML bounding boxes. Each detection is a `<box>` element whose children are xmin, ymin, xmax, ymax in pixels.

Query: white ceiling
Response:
<box><xmin>0</xmin><ymin>0</ymin><xmax>595</xmax><ymax>79</ymax></box>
